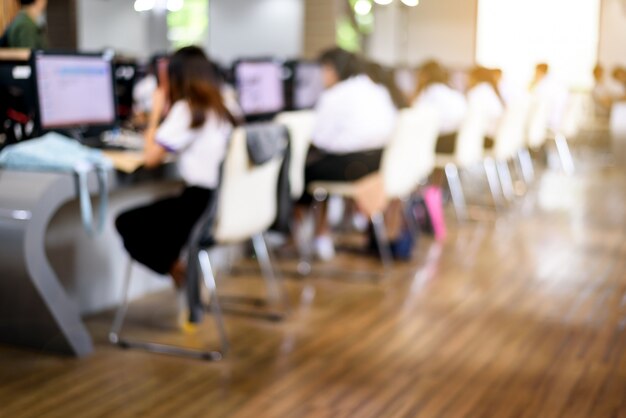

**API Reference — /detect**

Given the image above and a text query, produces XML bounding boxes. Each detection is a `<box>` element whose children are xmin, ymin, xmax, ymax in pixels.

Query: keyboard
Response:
<box><xmin>100</xmin><ymin>130</ymin><xmax>145</xmax><ymax>151</ymax></box>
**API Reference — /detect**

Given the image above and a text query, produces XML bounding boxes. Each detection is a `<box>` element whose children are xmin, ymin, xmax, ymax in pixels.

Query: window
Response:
<box><xmin>476</xmin><ymin>0</ymin><xmax>601</xmax><ymax>89</ymax></box>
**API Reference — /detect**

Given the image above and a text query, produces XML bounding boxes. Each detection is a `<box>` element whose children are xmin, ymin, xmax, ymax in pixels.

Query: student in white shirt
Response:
<box><xmin>116</xmin><ymin>46</ymin><xmax>237</xmax><ymax>287</ymax></box>
<box><xmin>411</xmin><ymin>60</ymin><xmax>467</xmax><ymax>154</ymax></box>
<box><xmin>467</xmin><ymin>66</ymin><xmax>504</xmax><ymax>147</ymax></box>
<box><xmin>529</xmin><ymin>63</ymin><xmax>569</xmax><ymax>132</ymax></box>
<box><xmin>298</xmin><ymin>48</ymin><xmax>397</xmax><ymax>260</ymax></box>
<box><xmin>592</xmin><ymin>64</ymin><xmax>623</xmax><ymax>119</ymax></box>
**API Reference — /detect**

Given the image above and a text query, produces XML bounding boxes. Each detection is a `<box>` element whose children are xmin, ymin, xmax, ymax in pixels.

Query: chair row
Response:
<box><xmin>108</xmin><ymin>94</ymin><xmax>582</xmax><ymax>361</ymax></box>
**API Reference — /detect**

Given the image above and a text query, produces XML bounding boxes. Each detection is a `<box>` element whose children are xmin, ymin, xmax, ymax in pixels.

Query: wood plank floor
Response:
<box><xmin>2</xmin><ymin>147</ymin><xmax>626</xmax><ymax>418</ymax></box>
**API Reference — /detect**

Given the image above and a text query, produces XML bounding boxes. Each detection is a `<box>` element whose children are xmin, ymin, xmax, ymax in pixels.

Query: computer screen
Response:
<box><xmin>234</xmin><ymin>60</ymin><xmax>285</xmax><ymax>117</ymax></box>
<box><xmin>33</xmin><ymin>52</ymin><xmax>116</xmax><ymax>130</ymax></box>
<box><xmin>293</xmin><ymin>62</ymin><xmax>324</xmax><ymax>110</ymax></box>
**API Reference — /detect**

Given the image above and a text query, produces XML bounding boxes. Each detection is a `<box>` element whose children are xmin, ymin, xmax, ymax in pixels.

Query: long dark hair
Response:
<box><xmin>168</xmin><ymin>46</ymin><xmax>237</xmax><ymax>128</ymax></box>
<box><xmin>365</xmin><ymin>61</ymin><xmax>408</xmax><ymax>109</ymax></box>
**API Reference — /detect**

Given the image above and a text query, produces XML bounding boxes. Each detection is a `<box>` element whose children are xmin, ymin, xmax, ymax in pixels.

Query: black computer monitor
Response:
<box><xmin>31</xmin><ymin>50</ymin><xmax>117</xmax><ymax>133</ymax></box>
<box><xmin>113</xmin><ymin>60</ymin><xmax>137</xmax><ymax>123</ymax></box>
<box><xmin>0</xmin><ymin>56</ymin><xmax>38</xmax><ymax>149</ymax></box>
<box><xmin>288</xmin><ymin>61</ymin><xmax>324</xmax><ymax>111</ymax></box>
<box><xmin>233</xmin><ymin>59</ymin><xmax>285</xmax><ymax>120</ymax></box>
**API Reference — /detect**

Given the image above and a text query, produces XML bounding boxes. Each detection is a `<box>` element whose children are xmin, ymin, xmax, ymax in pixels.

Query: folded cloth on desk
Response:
<box><xmin>0</xmin><ymin>132</ymin><xmax>112</xmax><ymax>236</ymax></box>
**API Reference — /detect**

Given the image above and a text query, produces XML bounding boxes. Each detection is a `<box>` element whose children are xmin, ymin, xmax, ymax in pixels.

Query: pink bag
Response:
<box><xmin>423</xmin><ymin>186</ymin><xmax>447</xmax><ymax>241</ymax></box>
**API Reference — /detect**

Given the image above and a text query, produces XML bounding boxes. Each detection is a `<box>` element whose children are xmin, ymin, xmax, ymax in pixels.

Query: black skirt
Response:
<box><xmin>115</xmin><ymin>186</ymin><xmax>215</xmax><ymax>275</ymax></box>
<box><xmin>435</xmin><ymin>132</ymin><xmax>495</xmax><ymax>154</ymax></box>
<box><xmin>299</xmin><ymin>145</ymin><xmax>383</xmax><ymax>205</ymax></box>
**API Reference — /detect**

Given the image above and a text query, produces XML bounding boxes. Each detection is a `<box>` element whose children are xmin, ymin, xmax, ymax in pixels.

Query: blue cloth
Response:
<box><xmin>0</xmin><ymin>133</ymin><xmax>113</xmax><ymax>236</ymax></box>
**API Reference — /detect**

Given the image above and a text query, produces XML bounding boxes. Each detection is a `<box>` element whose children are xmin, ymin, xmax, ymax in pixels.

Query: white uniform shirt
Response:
<box><xmin>156</xmin><ymin>100</ymin><xmax>232</xmax><ymax>189</ymax></box>
<box><xmin>312</xmin><ymin>75</ymin><xmax>397</xmax><ymax>154</ymax></box>
<box><xmin>467</xmin><ymin>82</ymin><xmax>504</xmax><ymax>138</ymax></box>
<box><xmin>413</xmin><ymin>83</ymin><xmax>467</xmax><ymax>136</ymax></box>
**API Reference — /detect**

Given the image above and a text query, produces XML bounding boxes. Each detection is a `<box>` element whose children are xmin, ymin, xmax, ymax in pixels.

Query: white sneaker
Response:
<box><xmin>314</xmin><ymin>235</ymin><xmax>336</xmax><ymax>261</ymax></box>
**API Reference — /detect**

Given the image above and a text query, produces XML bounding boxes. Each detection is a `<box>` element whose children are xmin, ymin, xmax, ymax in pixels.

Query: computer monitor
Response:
<box><xmin>32</xmin><ymin>51</ymin><xmax>117</xmax><ymax>131</ymax></box>
<box><xmin>293</xmin><ymin>61</ymin><xmax>324</xmax><ymax>110</ymax></box>
<box><xmin>113</xmin><ymin>60</ymin><xmax>137</xmax><ymax>123</ymax></box>
<box><xmin>233</xmin><ymin>59</ymin><xmax>285</xmax><ymax>119</ymax></box>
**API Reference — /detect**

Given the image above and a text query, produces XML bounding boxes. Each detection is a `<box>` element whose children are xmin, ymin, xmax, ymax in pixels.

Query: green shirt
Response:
<box><xmin>6</xmin><ymin>11</ymin><xmax>47</xmax><ymax>49</ymax></box>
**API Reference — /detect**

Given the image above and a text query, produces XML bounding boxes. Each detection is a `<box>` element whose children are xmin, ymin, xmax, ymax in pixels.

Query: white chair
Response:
<box><xmin>274</xmin><ymin>110</ymin><xmax>315</xmax><ymax>200</ymax></box>
<box><xmin>434</xmin><ymin>102</ymin><xmax>489</xmax><ymax>221</ymax></box>
<box><xmin>550</xmin><ymin>93</ymin><xmax>584</xmax><ymax>175</ymax></box>
<box><xmin>307</xmin><ymin>105</ymin><xmax>439</xmax><ymax>268</ymax></box>
<box><xmin>109</xmin><ymin>125</ymin><xmax>289</xmax><ymax>360</ymax></box>
<box><xmin>486</xmin><ymin>97</ymin><xmax>531</xmax><ymax>204</ymax></box>
<box><xmin>519</xmin><ymin>94</ymin><xmax>552</xmax><ymax>184</ymax></box>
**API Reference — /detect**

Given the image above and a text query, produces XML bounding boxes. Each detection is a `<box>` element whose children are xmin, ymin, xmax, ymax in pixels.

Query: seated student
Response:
<box><xmin>529</xmin><ymin>63</ymin><xmax>568</xmax><ymax>131</ymax></box>
<box><xmin>592</xmin><ymin>64</ymin><xmax>624</xmax><ymax>119</ymax></box>
<box><xmin>467</xmin><ymin>66</ymin><xmax>504</xmax><ymax>148</ymax></box>
<box><xmin>115</xmin><ymin>46</ymin><xmax>238</xmax><ymax>287</ymax></box>
<box><xmin>411</xmin><ymin>60</ymin><xmax>467</xmax><ymax>154</ymax></box>
<box><xmin>298</xmin><ymin>47</ymin><xmax>397</xmax><ymax>260</ymax></box>
<box><xmin>365</xmin><ymin>61</ymin><xmax>409</xmax><ymax>109</ymax></box>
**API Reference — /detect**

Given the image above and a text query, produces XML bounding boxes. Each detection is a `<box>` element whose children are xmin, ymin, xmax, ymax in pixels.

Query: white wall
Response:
<box><xmin>77</xmin><ymin>0</ymin><xmax>169</xmax><ymax>59</ymax></box>
<box><xmin>207</xmin><ymin>0</ymin><xmax>305</xmax><ymax>65</ymax></box>
<box><xmin>599</xmin><ymin>0</ymin><xmax>626</xmax><ymax>70</ymax></box>
<box><xmin>368</xmin><ymin>0</ymin><xmax>478</xmax><ymax>69</ymax></box>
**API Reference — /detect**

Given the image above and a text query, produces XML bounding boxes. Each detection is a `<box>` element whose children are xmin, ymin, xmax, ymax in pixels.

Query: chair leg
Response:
<box><xmin>371</xmin><ymin>212</ymin><xmax>394</xmax><ymax>271</ymax></box>
<box><xmin>484</xmin><ymin>158</ymin><xmax>504</xmax><ymax>210</ymax></box>
<box><xmin>109</xmin><ymin>257</ymin><xmax>226</xmax><ymax>361</ymax></box>
<box><xmin>496</xmin><ymin>159</ymin><xmax>515</xmax><ymax>202</ymax></box>
<box><xmin>518</xmin><ymin>148</ymin><xmax>535</xmax><ymax>184</ymax></box>
<box><xmin>445</xmin><ymin>163</ymin><xmax>468</xmax><ymax>222</ymax></box>
<box><xmin>109</xmin><ymin>260</ymin><xmax>133</xmax><ymax>345</ymax></box>
<box><xmin>252</xmin><ymin>233</ymin><xmax>290</xmax><ymax>313</ymax></box>
<box><xmin>198</xmin><ymin>249</ymin><xmax>230</xmax><ymax>355</ymax></box>
<box><xmin>554</xmin><ymin>133</ymin><xmax>575</xmax><ymax>175</ymax></box>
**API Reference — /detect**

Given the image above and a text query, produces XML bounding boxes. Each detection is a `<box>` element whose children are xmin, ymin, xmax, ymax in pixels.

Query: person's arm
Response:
<box><xmin>143</xmin><ymin>88</ymin><xmax>168</xmax><ymax>168</ymax></box>
<box><xmin>147</xmin><ymin>101</ymin><xmax>196</xmax><ymax>168</ymax></box>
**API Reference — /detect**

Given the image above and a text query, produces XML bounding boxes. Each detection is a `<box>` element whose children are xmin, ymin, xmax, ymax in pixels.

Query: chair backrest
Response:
<box><xmin>454</xmin><ymin>101</ymin><xmax>488</xmax><ymax>168</ymax></box>
<box><xmin>213</xmin><ymin>126</ymin><xmax>285</xmax><ymax>244</ymax></box>
<box><xmin>493</xmin><ymin>96</ymin><xmax>531</xmax><ymax>160</ymax></box>
<box><xmin>527</xmin><ymin>94</ymin><xmax>552</xmax><ymax>149</ymax></box>
<box><xmin>274</xmin><ymin>110</ymin><xmax>315</xmax><ymax>200</ymax></box>
<box><xmin>558</xmin><ymin>92</ymin><xmax>584</xmax><ymax>138</ymax></box>
<box><xmin>381</xmin><ymin>105</ymin><xmax>439</xmax><ymax>199</ymax></box>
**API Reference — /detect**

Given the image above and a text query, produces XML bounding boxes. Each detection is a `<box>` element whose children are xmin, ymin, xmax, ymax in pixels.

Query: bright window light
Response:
<box><xmin>354</xmin><ymin>0</ymin><xmax>373</xmax><ymax>16</ymax></box>
<box><xmin>476</xmin><ymin>0</ymin><xmax>601</xmax><ymax>89</ymax></box>
<box><xmin>374</xmin><ymin>0</ymin><xmax>393</xmax><ymax>5</ymax></box>
<box><xmin>401</xmin><ymin>0</ymin><xmax>419</xmax><ymax>6</ymax></box>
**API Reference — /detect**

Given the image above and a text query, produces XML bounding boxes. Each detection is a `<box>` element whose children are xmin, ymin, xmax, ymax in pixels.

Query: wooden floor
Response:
<box><xmin>2</xmin><ymin>146</ymin><xmax>626</xmax><ymax>418</ymax></box>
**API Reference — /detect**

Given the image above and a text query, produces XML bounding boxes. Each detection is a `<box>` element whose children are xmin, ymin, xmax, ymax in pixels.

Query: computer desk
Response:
<box><xmin>0</xmin><ymin>153</ymin><xmax>181</xmax><ymax>357</ymax></box>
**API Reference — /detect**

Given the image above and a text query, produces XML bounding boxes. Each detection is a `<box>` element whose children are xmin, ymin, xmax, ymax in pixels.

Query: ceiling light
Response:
<box><xmin>401</xmin><ymin>0</ymin><xmax>419</xmax><ymax>6</ymax></box>
<box><xmin>167</xmin><ymin>0</ymin><xmax>184</xmax><ymax>12</ymax></box>
<box><xmin>354</xmin><ymin>0</ymin><xmax>373</xmax><ymax>15</ymax></box>
<box><xmin>134</xmin><ymin>0</ymin><xmax>155</xmax><ymax>12</ymax></box>
<box><xmin>374</xmin><ymin>0</ymin><xmax>393</xmax><ymax>4</ymax></box>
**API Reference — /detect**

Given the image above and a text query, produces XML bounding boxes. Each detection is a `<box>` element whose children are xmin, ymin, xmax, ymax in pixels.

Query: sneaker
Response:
<box><xmin>314</xmin><ymin>235</ymin><xmax>336</xmax><ymax>261</ymax></box>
